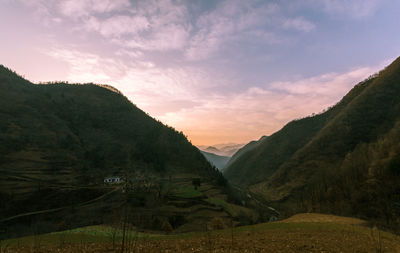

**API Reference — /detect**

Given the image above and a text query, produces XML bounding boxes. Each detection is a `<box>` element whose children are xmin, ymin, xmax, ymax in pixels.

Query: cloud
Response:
<box><xmin>318</xmin><ymin>0</ymin><xmax>382</xmax><ymax>18</ymax></box>
<box><xmin>80</xmin><ymin>0</ymin><xmax>191</xmax><ymax>51</ymax></box>
<box><xmin>15</xmin><ymin>0</ymin><xmax>315</xmax><ymax>58</ymax></box>
<box><xmin>283</xmin><ymin>17</ymin><xmax>316</xmax><ymax>32</ymax></box>
<box><xmin>16</xmin><ymin>0</ymin><xmax>60</xmax><ymax>26</ymax></box>
<box><xmin>270</xmin><ymin>66</ymin><xmax>380</xmax><ymax>97</ymax></box>
<box><xmin>185</xmin><ymin>1</ymin><xmax>279</xmax><ymax>60</ymax></box>
<box><xmin>59</xmin><ymin>0</ymin><xmax>130</xmax><ymax>18</ymax></box>
<box><xmin>43</xmin><ymin>47</ymin><xmax>220</xmax><ymax>115</ymax></box>
<box><xmin>159</xmin><ymin>63</ymin><xmax>384</xmax><ymax>145</ymax></box>
<box><xmin>115</xmin><ymin>49</ymin><xmax>143</xmax><ymax>58</ymax></box>
<box><xmin>45</xmin><ymin>48</ymin><xmax>127</xmax><ymax>84</ymax></box>
<box><xmin>85</xmin><ymin>15</ymin><xmax>150</xmax><ymax>37</ymax></box>
<box><xmin>124</xmin><ymin>24</ymin><xmax>190</xmax><ymax>51</ymax></box>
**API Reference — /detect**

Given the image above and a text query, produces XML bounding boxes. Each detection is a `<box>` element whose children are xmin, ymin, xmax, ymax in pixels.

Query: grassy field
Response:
<box><xmin>174</xmin><ymin>185</ymin><xmax>203</xmax><ymax>198</ymax></box>
<box><xmin>2</xmin><ymin>213</ymin><xmax>400</xmax><ymax>252</ymax></box>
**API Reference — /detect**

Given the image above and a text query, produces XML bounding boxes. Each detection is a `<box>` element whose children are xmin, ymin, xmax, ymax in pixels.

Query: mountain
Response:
<box><xmin>200</xmin><ymin>150</ymin><xmax>230</xmax><ymax>170</ymax></box>
<box><xmin>224</xmin><ymin>56</ymin><xmax>400</xmax><ymax>228</ymax></box>
<box><xmin>216</xmin><ymin>143</ymin><xmax>246</xmax><ymax>156</ymax></box>
<box><xmin>224</xmin><ymin>136</ymin><xmax>268</xmax><ymax>170</ymax></box>
<box><xmin>204</xmin><ymin>146</ymin><xmax>221</xmax><ymax>153</ymax></box>
<box><xmin>0</xmin><ymin>65</ymin><xmax>256</xmax><ymax>238</ymax></box>
<box><xmin>198</xmin><ymin>143</ymin><xmax>245</xmax><ymax>157</ymax></box>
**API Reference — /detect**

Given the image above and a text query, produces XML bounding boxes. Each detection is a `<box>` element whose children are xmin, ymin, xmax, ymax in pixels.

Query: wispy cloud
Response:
<box><xmin>44</xmin><ymin>47</ymin><xmax>220</xmax><ymax>115</ymax></box>
<box><xmin>16</xmin><ymin>0</ymin><xmax>298</xmax><ymax>58</ymax></box>
<box><xmin>159</xmin><ymin>62</ymin><xmax>385</xmax><ymax>145</ymax></box>
<box><xmin>45</xmin><ymin>48</ymin><xmax>128</xmax><ymax>84</ymax></box>
<box><xmin>85</xmin><ymin>15</ymin><xmax>150</xmax><ymax>37</ymax></box>
<box><xmin>59</xmin><ymin>0</ymin><xmax>130</xmax><ymax>18</ymax></box>
<box><xmin>185</xmin><ymin>1</ymin><xmax>279</xmax><ymax>60</ymax></box>
<box><xmin>283</xmin><ymin>17</ymin><xmax>316</xmax><ymax>32</ymax></box>
<box><xmin>318</xmin><ymin>0</ymin><xmax>382</xmax><ymax>18</ymax></box>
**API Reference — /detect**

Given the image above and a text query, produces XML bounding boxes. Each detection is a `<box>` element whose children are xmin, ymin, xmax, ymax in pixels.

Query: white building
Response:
<box><xmin>104</xmin><ymin>176</ymin><xmax>122</xmax><ymax>184</ymax></box>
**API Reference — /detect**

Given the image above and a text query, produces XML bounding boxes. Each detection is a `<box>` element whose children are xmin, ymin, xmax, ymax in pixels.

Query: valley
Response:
<box><xmin>2</xmin><ymin>57</ymin><xmax>400</xmax><ymax>251</ymax></box>
<box><xmin>2</xmin><ymin>0</ymin><xmax>400</xmax><ymax>251</ymax></box>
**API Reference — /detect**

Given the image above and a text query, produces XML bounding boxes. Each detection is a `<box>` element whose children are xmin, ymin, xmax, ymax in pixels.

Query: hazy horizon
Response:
<box><xmin>1</xmin><ymin>0</ymin><xmax>400</xmax><ymax>145</ymax></box>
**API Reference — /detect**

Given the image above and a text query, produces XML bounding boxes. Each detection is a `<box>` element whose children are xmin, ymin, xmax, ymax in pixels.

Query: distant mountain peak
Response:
<box><xmin>205</xmin><ymin>146</ymin><xmax>220</xmax><ymax>152</ymax></box>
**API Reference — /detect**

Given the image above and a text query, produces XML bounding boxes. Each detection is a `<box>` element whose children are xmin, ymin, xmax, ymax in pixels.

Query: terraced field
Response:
<box><xmin>0</xmin><ymin>170</ymin><xmax>256</xmax><ymax>239</ymax></box>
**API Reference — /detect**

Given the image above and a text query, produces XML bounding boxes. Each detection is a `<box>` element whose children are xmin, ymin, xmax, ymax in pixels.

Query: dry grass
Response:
<box><xmin>280</xmin><ymin>213</ymin><xmax>367</xmax><ymax>225</ymax></box>
<box><xmin>3</xmin><ymin>213</ymin><xmax>400</xmax><ymax>252</ymax></box>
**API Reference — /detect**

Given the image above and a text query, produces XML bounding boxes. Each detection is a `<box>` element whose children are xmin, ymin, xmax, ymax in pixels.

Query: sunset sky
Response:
<box><xmin>1</xmin><ymin>0</ymin><xmax>400</xmax><ymax>145</ymax></box>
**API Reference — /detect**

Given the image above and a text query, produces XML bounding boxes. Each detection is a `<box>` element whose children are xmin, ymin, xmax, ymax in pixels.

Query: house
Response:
<box><xmin>104</xmin><ymin>176</ymin><xmax>122</xmax><ymax>184</ymax></box>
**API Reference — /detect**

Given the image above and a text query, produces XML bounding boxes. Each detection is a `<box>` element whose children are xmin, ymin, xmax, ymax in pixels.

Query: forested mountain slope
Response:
<box><xmin>0</xmin><ymin>65</ymin><xmax>220</xmax><ymax>178</ymax></box>
<box><xmin>0</xmin><ymin>65</ymin><xmax>236</xmax><ymax>238</ymax></box>
<box><xmin>224</xmin><ymin>135</ymin><xmax>268</xmax><ymax>171</ymax></box>
<box><xmin>200</xmin><ymin>150</ymin><xmax>230</xmax><ymax>170</ymax></box>
<box><xmin>224</xmin><ymin>57</ymin><xmax>400</xmax><ymax>228</ymax></box>
<box><xmin>224</xmin><ymin>71</ymin><xmax>374</xmax><ymax>186</ymax></box>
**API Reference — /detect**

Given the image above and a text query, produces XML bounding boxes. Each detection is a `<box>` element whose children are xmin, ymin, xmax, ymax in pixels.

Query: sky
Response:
<box><xmin>1</xmin><ymin>0</ymin><xmax>400</xmax><ymax>146</ymax></box>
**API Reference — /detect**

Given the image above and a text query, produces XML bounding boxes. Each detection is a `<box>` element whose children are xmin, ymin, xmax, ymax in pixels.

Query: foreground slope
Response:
<box><xmin>4</xmin><ymin>213</ymin><xmax>399</xmax><ymax>253</ymax></box>
<box><xmin>0</xmin><ymin>65</ymin><xmax>248</xmax><ymax>238</ymax></box>
<box><xmin>225</xmin><ymin>57</ymin><xmax>400</xmax><ymax>227</ymax></box>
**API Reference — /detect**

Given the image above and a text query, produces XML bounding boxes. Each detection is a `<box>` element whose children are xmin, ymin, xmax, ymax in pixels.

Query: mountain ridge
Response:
<box><xmin>0</xmin><ymin>64</ymin><xmax>254</xmax><ymax>238</ymax></box>
<box><xmin>200</xmin><ymin>150</ymin><xmax>230</xmax><ymax>171</ymax></box>
<box><xmin>224</xmin><ymin>56</ymin><xmax>400</xmax><ymax>228</ymax></box>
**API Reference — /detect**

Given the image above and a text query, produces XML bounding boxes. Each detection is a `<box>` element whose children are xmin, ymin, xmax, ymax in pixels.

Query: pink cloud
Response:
<box><xmin>86</xmin><ymin>15</ymin><xmax>150</xmax><ymax>37</ymax></box>
<box><xmin>159</xmin><ymin>63</ymin><xmax>385</xmax><ymax>145</ymax></box>
<box><xmin>59</xmin><ymin>0</ymin><xmax>130</xmax><ymax>18</ymax></box>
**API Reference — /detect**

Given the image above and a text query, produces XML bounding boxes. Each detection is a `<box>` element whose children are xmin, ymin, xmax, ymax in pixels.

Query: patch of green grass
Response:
<box><xmin>3</xmin><ymin>225</ymin><xmax>156</xmax><ymax>246</ymax></box>
<box><xmin>174</xmin><ymin>186</ymin><xmax>202</xmax><ymax>198</ymax></box>
<box><xmin>65</xmin><ymin>225</ymin><xmax>152</xmax><ymax>239</ymax></box>
<box><xmin>4</xmin><ymin>231</ymin><xmax>108</xmax><ymax>246</ymax></box>
<box><xmin>205</xmin><ymin>197</ymin><xmax>236</xmax><ymax>216</ymax></box>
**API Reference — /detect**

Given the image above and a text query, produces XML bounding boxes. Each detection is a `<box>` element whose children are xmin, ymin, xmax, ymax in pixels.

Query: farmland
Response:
<box><xmin>2</xmin><ymin>213</ymin><xmax>399</xmax><ymax>252</ymax></box>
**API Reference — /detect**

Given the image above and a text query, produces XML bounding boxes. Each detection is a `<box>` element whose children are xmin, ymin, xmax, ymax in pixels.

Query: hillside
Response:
<box><xmin>200</xmin><ymin>151</ymin><xmax>230</xmax><ymax>170</ymax></box>
<box><xmin>0</xmin><ymin>65</ymin><xmax>254</xmax><ymax>239</ymax></box>
<box><xmin>224</xmin><ymin>136</ymin><xmax>268</xmax><ymax>170</ymax></box>
<box><xmin>4</xmin><ymin>213</ymin><xmax>400</xmax><ymax>253</ymax></box>
<box><xmin>224</xmin><ymin>56</ymin><xmax>400</xmax><ymax>228</ymax></box>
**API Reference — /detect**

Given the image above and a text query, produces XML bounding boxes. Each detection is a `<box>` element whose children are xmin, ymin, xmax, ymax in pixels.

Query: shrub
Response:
<box><xmin>161</xmin><ymin>220</ymin><xmax>173</xmax><ymax>234</ymax></box>
<box><xmin>210</xmin><ymin>217</ymin><xmax>225</xmax><ymax>230</ymax></box>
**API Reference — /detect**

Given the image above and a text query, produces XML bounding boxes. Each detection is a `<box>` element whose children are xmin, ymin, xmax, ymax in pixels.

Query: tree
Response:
<box><xmin>210</xmin><ymin>217</ymin><xmax>225</xmax><ymax>230</ymax></box>
<box><xmin>161</xmin><ymin>220</ymin><xmax>173</xmax><ymax>234</ymax></box>
<box><xmin>192</xmin><ymin>178</ymin><xmax>201</xmax><ymax>190</ymax></box>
